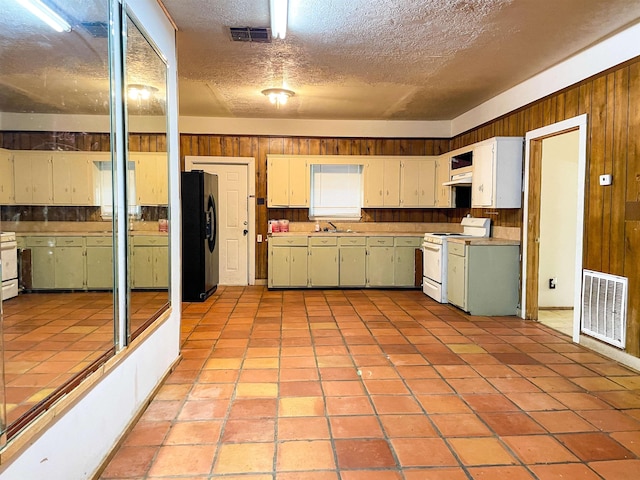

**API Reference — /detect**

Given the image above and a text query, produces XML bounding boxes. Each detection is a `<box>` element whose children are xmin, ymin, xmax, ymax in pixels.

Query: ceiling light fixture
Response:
<box><xmin>261</xmin><ymin>87</ymin><xmax>295</xmax><ymax>108</ymax></box>
<box><xmin>269</xmin><ymin>0</ymin><xmax>288</xmax><ymax>39</ymax></box>
<box><xmin>128</xmin><ymin>84</ymin><xmax>158</xmax><ymax>101</ymax></box>
<box><xmin>17</xmin><ymin>0</ymin><xmax>71</xmax><ymax>33</ymax></box>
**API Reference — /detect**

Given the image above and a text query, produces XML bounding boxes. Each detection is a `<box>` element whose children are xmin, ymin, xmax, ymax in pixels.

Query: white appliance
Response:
<box><xmin>422</xmin><ymin>218</ymin><xmax>490</xmax><ymax>303</ymax></box>
<box><xmin>1</xmin><ymin>231</ymin><xmax>19</xmax><ymax>301</ymax></box>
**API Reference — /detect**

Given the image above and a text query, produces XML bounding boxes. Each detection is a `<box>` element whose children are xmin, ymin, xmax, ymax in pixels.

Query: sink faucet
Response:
<box><xmin>328</xmin><ymin>221</ymin><xmax>338</xmax><ymax>230</ymax></box>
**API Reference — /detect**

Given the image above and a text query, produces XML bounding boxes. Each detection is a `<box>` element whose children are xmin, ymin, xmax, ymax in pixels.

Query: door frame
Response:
<box><xmin>185</xmin><ymin>156</ymin><xmax>256</xmax><ymax>285</ymax></box>
<box><xmin>521</xmin><ymin>114</ymin><xmax>587</xmax><ymax>343</ymax></box>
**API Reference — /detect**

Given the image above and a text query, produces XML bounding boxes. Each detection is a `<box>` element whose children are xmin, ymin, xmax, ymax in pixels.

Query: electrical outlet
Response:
<box><xmin>549</xmin><ymin>278</ymin><xmax>557</xmax><ymax>289</ymax></box>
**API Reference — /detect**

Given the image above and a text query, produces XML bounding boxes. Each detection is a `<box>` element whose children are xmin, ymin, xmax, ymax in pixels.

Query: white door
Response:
<box><xmin>187</xmin><ymin>162</ymin><xmax>249</xmax><ymax>285</ymax></box>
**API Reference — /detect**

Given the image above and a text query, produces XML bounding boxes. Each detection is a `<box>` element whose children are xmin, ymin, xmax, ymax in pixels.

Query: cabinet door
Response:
<box><xmin>339</xmin><ymin>246</ymin><xmax>366</xmax><ymax>286</ymax></box>
<box><xmin>270</xmin><ymin>246</ymin><xmax>291</xmax><ymax>287</ymax></box>
<box><xmin>267</xmin><ymin>157</ymin><xmax>290</xmax><ymax>207</ymax></box>
<box><xmin>394</xmin><ymin>246</ymin><xmax>416</xmax><ymax>287</ymax></box>
<box><xmin>309</xmin><ymin>246</ymin><xmax>338</xmax><ymax>287</ymax></box>
<box><xmin>55</xmin><ymin>247</ymin><xmax>85</xmax><ymax>289</ymax></box>
<box><xmin>70</xmin><ymin>156</ymin><xmax>94</xmax><ymax>205</ymax></box>
<box><xmin>472</xmin><ymin>143</ymin><xmax>494</xmax><ymax>207</ymax></box>
<box><xmin>134</xmin><ymin>155</ymin><xmax>157</xmax><ymax>206</ymax></box>
<box><xmin>132</xmin><ymin>245</ymin><xmax>154</xmax><ymax>288</ymax></box>
<box><xmin>31</xmin><ymin>246</ymin><xmax>55</xmax><ymax>289</ymax></box>
<box><xmin>419</xmin><ymin>160</ymin><xmax>437</xmax><ymax>207</ymax></box>
<box><xmin>155</xmin><ymin>154</ymin><xmax>168</xmax><ymax>205</ymax></box>
<box><xmin>13</xmin><ymin>151</ymin><xmax>53</xmax><ymax>204</ymax></box>
<box><xmin>31</xmin><ymin>154</ymin><xmax>53</xmax><ymax>204</ymax></box>
<box><xmin>447</xmin><ymin>253</ymin><xmax>466</xmax><ymax>309</ymax></box>
<box><xmin>364</xmin><ymin>158</ymin><xmax>384</xmax><ymax>207</ymax></box>
<box><xmin>289</xmin><ymin>247</ymin><xmax>308</xmax><ymax>287</ymax></box>
<box><xmin>367</xmin><ymin>246</ymin><xmax>394</xmax><ymax>286</ymax></box>
<box><xmin>435</xmin><ymin>156</ymin><xmax>451</xmax><ymax>207</ymax></box>
<box><xmin>52</xmin><ymin>154</ymin><xmax>73</xmax><ymax>204</ymax></box>
<box><xmin>383</xmin><ymin>159</ymin><xmax>400</xmax><ymax>206</ymax></box>
<box><xmin>288</xmin><ymin>159</ymin><xmax>308</xmax><ymax>207</ymax></box>
<box><xmin>0</xmin><ymin>151</ymin><xmax>14</xmax><ymax>204</ymax></box>
<box><xmin>86</xmin><ymin>246</ymin><xmax>113</xmax><ymax>289</ymax></box>
<box><xmin>153</xmin><ymin>246</ymin><xmax>169</xmax><ymax>288</ymax></box>
<box><xmin>400</xmin><ymin>160</ymin><xmax>420</xmax><ymax>207</ymax></box>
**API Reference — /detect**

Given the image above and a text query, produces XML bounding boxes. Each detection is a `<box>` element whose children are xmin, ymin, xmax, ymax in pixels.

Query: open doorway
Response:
<box><xmin>185</xmin><ymin>156</ymin><xmax>256</xmax><ymax>285</ymax></box>
<box><xmin>521</xmin><ymin>115</ymin><xmax>587</xmax><ymax>343</ymax></box>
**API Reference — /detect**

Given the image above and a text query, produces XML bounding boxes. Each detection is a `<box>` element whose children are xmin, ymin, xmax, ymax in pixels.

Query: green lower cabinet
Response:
<box><xmin>30</xmin><ymin>245</ymin><xmax>56</xmax><ymax>289</ymax></box>
<box><xmin>289</xmin><ymin>247</ymin><xmax>308</xmax><ymax>287</ymax></box>
<box><xmin>394</xmin><ymin>237</ymin><xmax>422</xmax><ymax>287</ymax></box>
<box><xmin>367</xmin><ymin>237</ymin><xmax>395</xmax><ymax>287</ymax></box>
<box><xmin>309</xmin><ymin>244</ymin><xmax>339</xmax><ymax>287</ymax></box>
<box><xmin>86</xmin><ymin>237</ymin><xmax>113</xmax><ymax>290</ymax></box>
<box><xmin>55</xmin><ymin>245</ymin><xmax>85</xmax><ymax>289</ymax></box>
<box><xmin>132</xmin><ymin>236</ymin><xmax>169</xmax><ymax>289</ymax></box>
<box><xmin>268</xmin><ymin>236</ymin><xmax>309</xmax><ymax>288</ymax></box>
<box><xmin>336</xmin><ymin>234</ymin><xmax>366</xmax><ymax>288</ymax></box>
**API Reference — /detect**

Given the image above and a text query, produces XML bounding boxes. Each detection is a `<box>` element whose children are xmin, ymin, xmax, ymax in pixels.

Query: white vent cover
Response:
<box><xmin>581</xmin><ymin>269</ymin><xmax>628</xmax><ymax>349</ymax></box>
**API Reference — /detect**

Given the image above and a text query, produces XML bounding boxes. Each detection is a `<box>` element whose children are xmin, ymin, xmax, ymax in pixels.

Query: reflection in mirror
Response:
<box><xmin>125</xmin><ymin>13</ymin><xmax>170</xmax><ymax>341</ymax></box>
<box><xmin>0</xmin><ymin>0</ymin><xmax>114</xmax><ymax>440</ymax></box>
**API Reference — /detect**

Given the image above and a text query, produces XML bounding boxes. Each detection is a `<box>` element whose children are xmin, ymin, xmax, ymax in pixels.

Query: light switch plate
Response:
<box><xmin>599</xmin><ymin>174</ymin><xmax>612</xmax><ymax>186</ymax></box>
<box><xmin>257</xmin><ymin>234</ymin><xmax>263</xmax><ymax>243</ymax></box>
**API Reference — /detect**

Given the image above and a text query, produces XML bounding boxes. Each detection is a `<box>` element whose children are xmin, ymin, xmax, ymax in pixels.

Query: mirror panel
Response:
<box><xmin>125</xmin><ymin>13</ymin><xmax>170</xmax><ymax>340</ymax></box>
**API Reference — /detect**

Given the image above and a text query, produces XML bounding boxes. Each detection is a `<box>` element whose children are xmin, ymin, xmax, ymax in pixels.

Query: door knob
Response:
<box><xmin>243</xmin><ymin>229</ymin><xmax>248</xmax><ymax>236</ymax></box>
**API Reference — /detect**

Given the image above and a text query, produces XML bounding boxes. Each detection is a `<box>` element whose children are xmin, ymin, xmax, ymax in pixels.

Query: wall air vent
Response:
<box><xmin>229</xmin><ymin>27</ymin><xmax>271</xmax><ymax>43</ymax></box>
<box><xmin>581</xmin><ymin>269</ymin><xmax>628</xmax><ymax>349</ymax></box>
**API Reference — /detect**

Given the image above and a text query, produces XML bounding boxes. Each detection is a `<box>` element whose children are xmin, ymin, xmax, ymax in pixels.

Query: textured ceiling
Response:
<box><xmin>166</xmin><ymin>0</ymin><xmax>640</xmax><ymax>120</ymax></box>
<box><xmin>1</xmin><ymin>0</ymin><xmax>640</xmax><ymax>121</ymax></box>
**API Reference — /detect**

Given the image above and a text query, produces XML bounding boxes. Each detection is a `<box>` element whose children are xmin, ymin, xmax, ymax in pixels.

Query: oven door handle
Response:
<box><xmin>422</xmin><ymin>244</ymin><xmax>441</xmax><ymax>252</ymax></box>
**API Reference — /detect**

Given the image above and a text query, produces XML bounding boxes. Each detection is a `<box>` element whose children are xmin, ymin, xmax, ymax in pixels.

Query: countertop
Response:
<box><xmin>270</xmin><ymin>231</ymin><xmax>423</xmax><ymax>237</ymax></box>
<box><xmin>17</xmin><ymin>231</ymin><xmax>168</xmax><ymax>237</ymax></box>
<box><xmin>447</xmin><ymin>237</ymin><xmax>521</xmax><ymax>246</ymax></box>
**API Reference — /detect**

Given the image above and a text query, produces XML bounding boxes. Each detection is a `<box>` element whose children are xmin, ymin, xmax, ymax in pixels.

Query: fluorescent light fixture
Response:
<box><xmin>17</xmin><ymin>0</ymin><xmax>71</xmax><ymax>32</ymax></box>
<box><xmin>270</xmin><ymin>0</ymin><xmax>288</xmax><ymax>39</ymax></box>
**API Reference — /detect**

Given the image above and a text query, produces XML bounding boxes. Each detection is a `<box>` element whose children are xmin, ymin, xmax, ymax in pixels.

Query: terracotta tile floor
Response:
<box><xmin>100</xmin><ymin>286</ymin><xmax>640</xmax><ymax>479</ymax></box>
<box><xmin>2</xmin><ymin>290</ymin><xmax>168</xmax><ymax>425</ymax></box>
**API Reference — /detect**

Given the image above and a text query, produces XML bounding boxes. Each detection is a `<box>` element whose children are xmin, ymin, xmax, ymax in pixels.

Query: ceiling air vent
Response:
<box><xmin>229</xmin><ymin>27</ymin><xmax>271</xmax><ymax>43</ymax></box>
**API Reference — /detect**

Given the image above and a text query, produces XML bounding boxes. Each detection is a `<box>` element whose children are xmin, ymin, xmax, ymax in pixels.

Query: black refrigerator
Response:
<box><xmin>181</xmin><ymin>171</ymin><xmax>219</xmax><ymax>301</ymax></box>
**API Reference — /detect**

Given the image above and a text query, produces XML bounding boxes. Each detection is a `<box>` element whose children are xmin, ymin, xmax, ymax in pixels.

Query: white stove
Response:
<box><xmin>1</xmin><ymin>231</ymin><xmax>19</xmax><ymax>302</ymax></box>
<box><xmin>422</xmin><ymin>218</ymin><xmax>490</xmax><ymax>303</ymax></box>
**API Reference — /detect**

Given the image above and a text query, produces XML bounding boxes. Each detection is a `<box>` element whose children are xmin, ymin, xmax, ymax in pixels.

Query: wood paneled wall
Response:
<box><xmin>451</xmin><ymin>58</ymin><xmax>640</xmax><ymax>354</ymax></box>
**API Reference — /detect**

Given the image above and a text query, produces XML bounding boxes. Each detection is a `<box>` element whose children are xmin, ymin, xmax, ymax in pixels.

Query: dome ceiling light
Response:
<box><xmin>261</xmin><ymin>87</ymin><xmax>295</xmax><ymax>108</ymax></box>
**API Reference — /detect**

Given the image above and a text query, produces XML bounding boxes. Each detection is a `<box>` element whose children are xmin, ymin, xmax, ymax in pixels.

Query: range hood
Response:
<box><xmin>442</xmin><ymin>171</ymin><xmax>472</xmax><ymax>186</ymax></box>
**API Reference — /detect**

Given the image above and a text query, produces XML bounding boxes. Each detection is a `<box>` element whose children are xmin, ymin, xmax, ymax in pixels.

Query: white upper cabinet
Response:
<box><xmin>0</xmin><ymin>149</ymin><xmax>14</xmax><ymax>204</ymax></box>
<box><xmin>267</xmin><ymin>156</ymin><xmax>309</xmax><ymax>207</ymax></box>
<box><xmin>364</xmin><ymin>158</ymin><xmax>400</xmax><ymax>207</ymax></box>
<box><xmin>435</xmin><ymin>155</ymin><xmax>452</xmax><ymax>208</ymax></box>
<box><xmin>13</xmin><ymin>151</ymin><xmax>53</xmax><ymax>205</ymax></box>
<box><xmin>133</xmin><ymin>152</ymin><xmax>168</xmax><ymax>205</ymax></box>
<box><xmin>400</xmin><ymin>157</ymin><xmax>437</xmax><ymax>207</ymax></box>
<box><xmin>52</xmin><ymin>153</ymin><xmax>96</xmax><ymax>205</ymax></box>
<box><xmin>472</xmin><ymin>137</ymin><xmax>524</xmax><ymax>208</ymax></box>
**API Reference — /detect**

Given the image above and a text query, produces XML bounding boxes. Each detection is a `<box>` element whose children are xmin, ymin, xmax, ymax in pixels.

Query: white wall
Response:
<box><xmin>0</xmin><ymin>0</ymin><xmax>181</xmax><ymax>478</ymax></box>
<box><xmin>538</xmin><ymin>131</ymin><xmax>579</xmax><ymax>307</ymax></box>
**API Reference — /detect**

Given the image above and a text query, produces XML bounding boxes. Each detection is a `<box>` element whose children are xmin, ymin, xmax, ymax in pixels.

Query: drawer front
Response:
<box><xmin>133</xmin><ymin>235</ymin><xmax>169</xmax><ymax>246</ymax></box>
<box><xmin>86</xmin><ymin>236</ymin><xmax>113</xmax><ymax>247</ymax></box>
<box><xmin>309</xmin><ymin>237</ymin><xmax>338</xmax><ymax>246</ymax></box>
<box><xmin>367</xmin><ymin>237</ymin><xmax>394</xmax><ymax>247</ymax></box>
<box><xmin>56</xmin><ymin>237</ymin><xmax>84</xmax><ymax>247</ymax></box>
<box><xmin>27</xmin><ymin>236</ymin><xmax>56</xmax><ymax>247</ymax></box>
<box><xmin>448</xmin><ymin>242</ymin><xmax>466</xmax><ymax>256</ymax></box>
<box><xmin>338</xmin><ymin>236</ymin><xmax>366</xmax><ymax>246</ymax></box>
<box><xmin>394</xmin><ymin>237</ymin><xmax>422</xmax><ymax>247</ymax></box>
<box><xmin>270</xmin><ymin>236</ymin><xmax>308</xmax><ymax>247</ymax></box>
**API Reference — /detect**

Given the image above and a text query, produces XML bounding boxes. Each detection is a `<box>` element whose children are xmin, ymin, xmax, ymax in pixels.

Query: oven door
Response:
<box><xmin>422</xmin><ymin>242</ymin><xmax>443</xmax><ymax>283</ymax></box>
<box><xmin>1</xmin><ymin>240</ymin><xmax>18</xmax><ymax>281</ymax></box>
